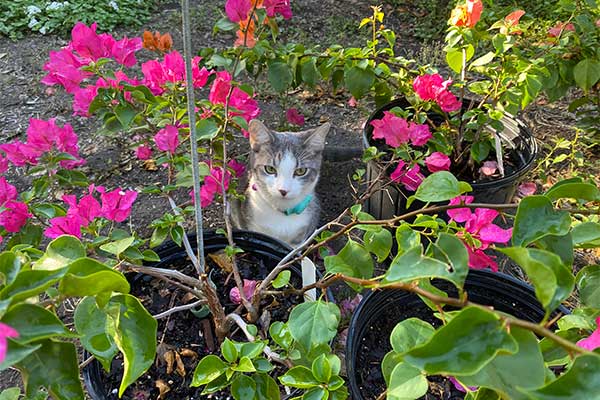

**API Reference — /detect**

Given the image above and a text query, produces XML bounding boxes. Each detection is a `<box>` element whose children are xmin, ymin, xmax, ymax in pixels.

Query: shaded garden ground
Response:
<box><xmin>1</xmin><ymin>0</ymin><xmax>599</xmax><ymax>395</ymax></box>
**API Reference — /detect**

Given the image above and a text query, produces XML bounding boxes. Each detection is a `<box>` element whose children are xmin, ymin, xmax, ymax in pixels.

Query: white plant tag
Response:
<box><xmin>301</xmin><ymin>258</ymin><xmax>317</xmax><ymax>302</ymax></box>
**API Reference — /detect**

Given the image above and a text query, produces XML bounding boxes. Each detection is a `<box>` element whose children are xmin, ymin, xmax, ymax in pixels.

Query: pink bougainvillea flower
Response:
<box><xmin>209</xmin><ymin>71</ymin><xmax>233</xmax><ymax>105</ymax></box>
<box><xmin>348</xmin><ymin>97</ymin><xmax>358</xmax><ymax>107</ymax></box>
<box><xmin>448</xmin><ymin>376</ymin><xmax>478</xmax><ymax>393</ymax></box>
<box><xmin>229</xmin><ymin>279</ymin><xmax>258</xmax><ymax>304</ymax></box>
<box><xmin>228</xmin><ymin>159</ymin><xmax>246</xmax><ymax>177</ymax></box>
<box><xmin>98</xmin><ymin>187</ymin><xmax>138</xmax><ymax>222</ymax></box>
<box><xmin>229</xmin><ymin>87</ymin><xmax>260</xmax><ymax>122</ymax></box>
<box><xmin>518</xmin><ymin>181</ymin><xmax>537</xmax><ymax>197</ymax></box>
<box><xmin>263</xmin><ymin>0</ymin><xmax>293</xmax><ymax>19</ymax></box>
<box><xmin>110</xmin><ymin>36</ymin><xmax>142</xmax><ymax>67</ymax></box>
<box><xmin>480</xmin><ymin>161</ymin><xmax>498</xmax><ymax>176</ymax></box>
<box><xmin>425</xmin><ymin>152</ymin><xmax>451</xmax><ymax>173</ymax></box>
<box><xmin>154</xmin><ymin>125</ymin><xmax>180</xmax><ymax>155</ymax></box>
<box><xmin>548</xmin><ymin>21</ymin><xmax>575</xmax><ymax>37</ymax></box>
<box><xmin>370</xmin><ymin>111</ymin><xmax>410</xmax><ymax>148</ymax></box>
<box><xmin>447</xmin><ymin>195</ymin><xmax>475</xmax><ymax>223</ymax></box>
<box><xmin>408</xmin><ymin>122</ymin><xmax>432</xmax><ymax>146</ymax></box>
<box><xmin>44</xmin><ymin>214</ymin><xmax>85</xmax><ymax>239</ymax></box>
<box><xmin>141</xmin><ymin>51</ymin><xmax>208</xmax><ymax>95</ymax></box>
<box><xmin>0</xmin><ymin>177</ymin><xmax>18</xmax><ymax>206</ymax></box>
<box><xmin>0</xmin><ymin>141</ymin><xmax>38</xmax><ymax>167</ymax></box>
<box><xmin>225</xmin><ymin>0</ymin><xmax>252</xmax><ymax>22</ymax></box>
<box><xmin>202</xmin><ymin>167</ymin><xmax>230</xmax><ymax>207</ymax></box>
<box><xmin>0</xmin><ymin>154</ymin><xmax>8</xmax><ymax>174</ymax></box>
<box><xmin>0</xmin><ymin>322</ymin><xmax>19</xmax><ymax>364</ymax></box>
<box><xmin>340</xmin><ymin>294</ymin><xmax>363</xmax><ymax>319</ymax></box>
<box><xmin>62</xmin><ymin>186</ymin><xmax>101</xmax><ymax>226</ymax></box>
<box><xmin>41</xmin><ymin>48</ymin><xmax>91</xmax><ymax>94</ymax></box>
<box><xmin>0</xmin><ymin>201</ymin><xmax>31</xmax><ymax>233</ymax></box>
<box><xmin>391</xmin><ymin>162</ymin><xmax>424</xmax><ymax>192</ymax></box>
<box><xmin>286</xmin><ymin>108</ymin><xmax>305</xmax><ymax>126</ymax></box>
<box><xmin>72</xmin><ymin>85</ymin><xmax>99</xmax><ymax>117</ymax></box>
<box><xmin>135</xmin><ymin>145</ymin><xmax>153</xmax><ymax>160</ymax></box>
<box><xmin>449</xmin><ymin>0</ymin><xmax>483</xmax><ymax>28</ymax></box>
<box><xmin>413</xmin><ymin>74</ymin><xmax>461</xmax><ymax>112</ymax></box>
<box><xmin>70</xmin><ymin>22</ymin><xmax>113</xmax><ymax>63</ymax></box>
<box><xmin>577</xmin><ymin>316</ymin><xmax>600</xmax><ymax>351</ymax></box>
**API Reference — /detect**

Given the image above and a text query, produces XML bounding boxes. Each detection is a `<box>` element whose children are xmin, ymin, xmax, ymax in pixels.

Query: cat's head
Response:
<box><xmin>247</xmin><ymin>119</ymin><xmax>330</xmax><ymax>204</ymax></box>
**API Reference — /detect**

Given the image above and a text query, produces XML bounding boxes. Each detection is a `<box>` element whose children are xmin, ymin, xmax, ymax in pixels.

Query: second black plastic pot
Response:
<box><xmin>346</xmin><ymin>269</ymin><xmax>569</xmax><ymax>400</ymax></box>
<box><xmin>362</xmin><ymin>98</ymin><xmax>538</xmax><ymax>220</ymax></box>
<box><xmin>83</xmin><ymin>230</ymin><xmax>305</xmax><ymax>400</ymax></box>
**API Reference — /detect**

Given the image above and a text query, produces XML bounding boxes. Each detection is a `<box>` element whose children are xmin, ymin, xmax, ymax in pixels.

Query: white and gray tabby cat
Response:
<box><xmin>232</xmin><ymin>119</ymin><xmax>330</xmax><ymax>247</ymax></box>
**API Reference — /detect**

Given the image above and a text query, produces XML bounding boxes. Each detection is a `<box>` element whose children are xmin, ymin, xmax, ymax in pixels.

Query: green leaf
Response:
<box><xmin>537</xmin><ymin>233</ymin><xmax>574</xmax><ymax>266</ymax></box>
<box><xmin>269</xmin><ymin>321</ymin><xmax>293</xmax><ymax>349</ymax></box>
<box><xmin>545</xmin><ymin>182</ymin><xmax>600</xmax><ymax>201</ymax></box>
<box><xmin>364</xmin><ymin>228</ymin><xmax>392</xmax><ymax>262</ymax></box>
<box><xmin>512</xmin><ymin>196</ymin><xmax>571</xmax><ymax>246</ymax></box>
<box><xmin>382</xmin><ymin>351</ymin><xmax>404</xmax><ymax>386</ymax></box>
<box><xmin>0</xmin><ymin>268</ymin><xmax>67</xmax><ymax>303</ymax></box>
<box><xmin>404</xmin><ymin>307</ymin><xmax>518</xmax><ymax>375</ymax></box>
<box><xmin>114</xmin><ymin>104</ymin><xmax>137</xmax><ymax>128</ymax></box>
<box><xmin>572</xmin><ymin>222</ymin><xmax>600</xmax><ymax>248</ymax></box>
<box><xmin>99</xmin><ymin>236</ymin><xmax>135</xmax><ymax>256</ymax></box>
<box><xmin>2</xmin><ymin>304</ymin><xmax>72</xmax><ymax>344</ymax></box>
<box><xmin>576</xmin><ymin>265</ymin><xmax>600</xmax><ymax>308</ymax></box>
<box><xmin>431</xmin><ymin>233</ymin><xmax>469</xmax><ymax>279</ymax></box>
<box><xmin>240</xmin><ymin>341</ymin><xmax>265</xmax><ymax>359</ymax></box>
<box><xmin>268</xmin><ymin>61</ymin><xmax>293</xmax><ymax>92</ymax></box>
<box><xmin>34</xmin><ymin>236</ymin><xmax>85</xmax><ymax>271</ymax></box>
<box><xmin>301</xmin><ymin>58</ymin><xmax>321</xmax><ymax>87</ymax></box>
<box><xmin>414</xmin><ymin>172</ymin><xmax>471</xmax><ymax>203</ymax></box>
<box><xmin>500</xmin><ymin>247</ymin><xmax>574</xmax><ymax>313</ymax></box>
<box><xmin>395</xmin><ymin>225</ymin><xmax>420</xmax><ymax>256</ymax></box>
<box><xmin>191</xmin><ymin>355</ymin><xmax>228</xmax><ymax>386</ymax></box>
<box><xmin>383</xmin><ymin>246</ymin><xmax>467</xmax><ymax>289</ymax></box>
<box><xmin>59</xmin><ymin>258</ymin><xmax>130</xmax><ymax>305</ymax></box>
<box><xmin>0</xmin><ymin>340</ymin><xmax>41</xmax><ymax>371</ymax></box>
<box><xmin>74</xmin><ymin>297</ymin><xmax>118</xmax><ymax>371</ymax></box>
<box><xmin>272</xmin><ymin>270</ymin><xmax>291</xmax><ymax>289</ymax></box>
<box><xmin>573</xmin><ymin>58</ymin><xmax>600</xmax><ymax>91</ymax></box>
<box><xmin>522</xmin><ymin>354</ymin><xmax>600</xmax><ymax>399</ymax></box>
<box><xmin>288</xmin><ymin>301</ymin><xmax>340</xmax><ymax>351</ymax></box>
<box><xmin>387</xmin><ymin>362</ymin><xmax>428</xmax><ymax>400</ymax></box>
<box><xmin>253</xmin><ymin>373</ymin><xmax>280</xmax><ymax>400</ymax></box>
<box><xmin>470</xmin><ymin>51</ymin><xmax>495</xmax><ymax>67</ymax></box>
<box><xmin>344</xmin><ymin>66</ymin><xmax>375</xmax><ymax>99</ymax></box>
<box><xmin>446</xmin><ymin>50</ymin><xmax>463</xmax><ymax>74</ymax></box>
<box><xmin>312</xmin><ymin>354</ymin><xmax>332</xmax><ymax>383</ymax></box>
<box><xmin>232</xmin><ymin>356</ymin><xmax>256</xmax><ymax>372</ymax></box>
<box><xmin>460</xmin><ymin>328</ymin><xmax>546</xmax><ymax>399</ymax></box>
<box><xmin>106</xmin><ymin>294</ymin><xmax>157</xmax><ymax>397</ymax></box>
<box><xmin>279</xmin><ymin>366</ymin><xmax>320</xmax><ymax>389</ymax></box>
<box><xmin>0</xmin><ymin>252</ymin><xmax>20</xmax><ymax>287</ymax></box>
<box><xmin>231</xmin><ymin>374</ymin><xmax>256</xmax><ymax>400</ymax></box>
<box><xmin>221</xmin><ymin>338</ymin><xmax>239</xmax><ymax>363</ymax></box>
<box><xmin>324</xmin><ymin>240</ymin><xmax>373</xmax><ymax>291</ymax></box>
<box><xmin>17</xmin><ymin>340</ymin><xmax>84</xmax><ymax>400</ymax></box>
<box><xmin>0</xmin><ymin>388</ymin><xmax>20</xmax><ymax>400</ymax></box>
<box><xmin>196</xmin><ymin>119</ymin><xmax>220</xmax><ymax>140</ymax></box>
<box><xmin>390</xmin><ymin>318</ymin><xmax>435</xmax><ymax>355</ymax></box>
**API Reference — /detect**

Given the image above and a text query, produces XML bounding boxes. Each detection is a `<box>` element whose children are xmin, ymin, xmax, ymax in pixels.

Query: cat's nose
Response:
<box><xmin>279</xmin><ymin>189</ymin><xmax>288</xmax><ymax>197</ymax></box>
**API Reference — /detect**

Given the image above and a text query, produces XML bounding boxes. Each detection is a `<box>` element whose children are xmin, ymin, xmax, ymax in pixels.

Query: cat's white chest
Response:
<box><xmin>247</xmin><ymin>193</ymin><xmax>311</xmax><ymax>246</ymax></box>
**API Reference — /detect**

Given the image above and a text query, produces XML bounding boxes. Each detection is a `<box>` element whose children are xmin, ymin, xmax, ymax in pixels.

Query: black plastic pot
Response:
<box><xmin>83</xmin><ymin>230</ymin><xmax>304</xmax><ymax>400</ymax></box>
<box><xmin>362</xmin><ymin>98</ymin><xmax>538</xmax><ymax>219</ymax></box>
<box><xmin>346</xmin><ymin>269</ymin><xmax>569</xmax><ymax>400</ymax></box>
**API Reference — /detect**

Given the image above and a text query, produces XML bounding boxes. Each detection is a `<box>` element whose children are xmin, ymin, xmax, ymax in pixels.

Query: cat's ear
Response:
<box><xmin>248</xmin><ymin>120</ymin><xmax>273</xmax><ymax>151</ymax></box>
<box><xmin>303</xmin><ymin>123</ymin><xmax>330</xmax><ymax>152</ymax></box>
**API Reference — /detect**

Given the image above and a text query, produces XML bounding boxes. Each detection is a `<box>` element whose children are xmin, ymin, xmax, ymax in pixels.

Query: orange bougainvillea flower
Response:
<box><xmin>142</xmin><ymin>31</ymin><xmax>173</xmax><ymax>53</ymax></box>
<box><xmin>449</xmin><ymin>0</ymin><xmax>483</xmax><ymax>28</ymax></box>
<box><xmin>500</xmin><ymin>9</ymin><xmax>525</xmax><ymax>34</ymax></box>
<box><xmin>235</xmin><ymin>18</ymin><xmax>256</xmax><ymax>48</ymax></box>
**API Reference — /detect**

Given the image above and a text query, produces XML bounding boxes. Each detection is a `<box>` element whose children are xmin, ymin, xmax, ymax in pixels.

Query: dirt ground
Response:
<box><xmin>0</xmin><ymin>0</ymin><xmax>599</xmax><ymax>395</ymax></box>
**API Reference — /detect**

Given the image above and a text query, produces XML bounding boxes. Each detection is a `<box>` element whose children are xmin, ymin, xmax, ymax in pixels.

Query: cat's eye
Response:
<box><xmin>264</xmin><ymin>165</ymin><xmax>277</xmax><ymax>175</ymax></box>
<box><xmin>294</xmin><ymin>167</ymin><xmax>308</xmax><ymax>177</ymax></box>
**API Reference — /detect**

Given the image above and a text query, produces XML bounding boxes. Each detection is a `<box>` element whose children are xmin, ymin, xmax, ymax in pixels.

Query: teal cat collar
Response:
<box><xmin>284</xmin><ymin>195</ymin><xmax>313</xmax><ymax>216</ymax></box>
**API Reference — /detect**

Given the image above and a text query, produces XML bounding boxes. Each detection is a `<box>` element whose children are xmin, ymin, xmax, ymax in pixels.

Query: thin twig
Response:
<box><xmin>153</xmin><ymin>299</ymin><xmax>206</xmax><ymax>320</ymax></box>
<box><xmin>167</xmin><ymin>195</ymin><xmax>199</xmax><ymax>268</ymax></box>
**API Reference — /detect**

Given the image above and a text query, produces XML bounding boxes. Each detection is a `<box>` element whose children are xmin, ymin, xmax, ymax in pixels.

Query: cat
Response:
<box><xmin>232</xmin><ymin>119</ymin><xmax>330</xmax><ymax>248</ymax></box>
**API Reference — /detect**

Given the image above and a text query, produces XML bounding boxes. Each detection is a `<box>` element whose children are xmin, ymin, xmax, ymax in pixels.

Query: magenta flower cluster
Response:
<box><xmin>447</xmin><ymin>195</ymin><xmax>512</xmax><ymax>271</ymax></box>
<box><xmin>413</xmin><ymin>73</ymin><xmax>462</xmax><ymax>112</ymax></box>
<box><xmin>191</xmin><ymin>160</ymin><xmax>246</xmax><ymax>208</ymax></box>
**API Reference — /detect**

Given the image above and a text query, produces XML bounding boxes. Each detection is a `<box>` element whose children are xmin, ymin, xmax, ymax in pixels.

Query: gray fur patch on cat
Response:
<box><xmin>231</xmin><ymin>119</ymin><xmax>330</xmax><ymax>247</ymax></box>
